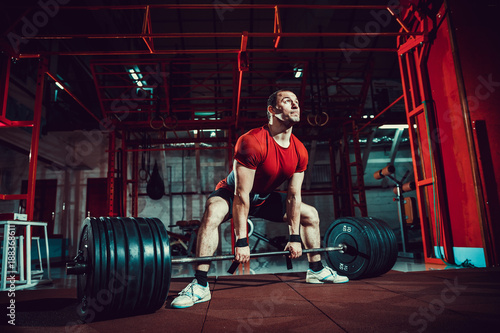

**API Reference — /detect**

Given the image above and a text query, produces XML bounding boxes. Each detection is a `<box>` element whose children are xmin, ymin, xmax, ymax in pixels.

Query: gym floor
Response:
<box><xmin>1</xmin><ymin>256</ymin><xmax>500</xmax><ymax>332</ymax></box>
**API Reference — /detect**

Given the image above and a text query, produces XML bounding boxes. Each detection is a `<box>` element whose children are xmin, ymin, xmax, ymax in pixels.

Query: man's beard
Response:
<box><xmin>275</xmin><ymin>112</ymin><xmax>300</xmax><ymax>124</ymax></box>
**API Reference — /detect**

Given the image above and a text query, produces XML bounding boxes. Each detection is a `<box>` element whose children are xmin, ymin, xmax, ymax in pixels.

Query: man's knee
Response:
<box><xmin>202</xmin><ymin>197</ymin><xmax>229</xmax><ymax>228</ymax></box>
<box><xmin>301</xmin><ymin>204</ymin><xmax>320</xmax><ymax>226</ymax></box>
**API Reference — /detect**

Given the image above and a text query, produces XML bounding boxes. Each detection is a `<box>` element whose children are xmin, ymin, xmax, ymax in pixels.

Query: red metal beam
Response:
<box><xmin>142</xmin><ymin>5</ymin><xmax>154</xmax><ymax>53</ymax></box>
<box><xmin>25</xmin><ymin>4</ymin><xmax>390</xmax><ymax>10</ymax></box>
<box><xmin>11</xmin><ymin>4</ymin><xmax>407</xmax><ymax>59</ymax></box>
<box><xmin>124</xmin><ymin>146</ymin><xmax>229</xmax><ymax>153</ymax></box>
<box><xmin>107</xmin><ymin>131</ymin><xmax>116</xmax><ymax>217</ymax></box>
<box><xmin>19</xmin><ymin>47</ymin><xmax>397</xmax><ymax>58</ymax></box>
<box><xmin>235</xmin><ymin>32</ymin><xmax>248</xmax><ymax>128</ymax></box>
<box><xmin>273</xmin><ymin>6</ymin><xmax>282</xmax><ymax>49</ymax></box>
<box><xmin>356</xmin><ymin>94</ymin><xmax>404</xmax><ymax>133</ymax></box>
<box><xmin>0</xmin><ymin>194</ymin><xmax>28</xmax><ymax>200</ymax></box>
<box><xmin>121</xmin><ymin>130</ymin><xmax>128</xmax><ymax>215</ymax></box>
<box><xmin>26</xmin><ymin>57</ymin><xmax>48</xmax><ymax>221</ymax></box>
<box><xmin>46</xmin><ymin>71</ymin><xmax>101</xmax><ymax>123</ymax></box>
<box><xmin>25</xmin><ymin>32</ymin><xmax>421</xmax><ymax>40</ymax></box>
<box><xmin>0</xmin><ymin>53</ymin><xmax>10</xmax><ymax>122</ymax></box>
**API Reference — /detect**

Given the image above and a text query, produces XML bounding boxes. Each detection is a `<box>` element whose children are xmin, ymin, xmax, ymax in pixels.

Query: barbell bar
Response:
<box><xmin>67</xmin><ymin>216</ymin><xmax>397</xmax><ymax>321</ymax></box>
<box><xmin>66</xmin><ymin>246</ymin><xmax>346</xmax><ymax>275</ymax></box>
<box><xmin>171</xmin><ymin>245</ymin><xmax>346</xmax><ymax>264</ymax></box>
<box><xmin>172</xmin><ymin>245</ymin><xmax>346</xmax><ymax>274</ymax></box>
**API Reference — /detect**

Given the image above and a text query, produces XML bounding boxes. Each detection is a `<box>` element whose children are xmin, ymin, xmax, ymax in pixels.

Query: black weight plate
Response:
<box><xmin>91</xmin><ymin>217</ymin><xmax>103</xmax><ymax>319</ymax></box>
<box><xmin>76</xmin><ymin>221</ymin><xmax>90</xmax><ymax>305</ymax></box>
<box><xmin>96</xmin><ymin>217</ymin><xmax>110</xmax><ymax>307</ymax></box>
<box><xmin>336</xmin><ymin>218</ymin><xmax>371</xmax><ymax>277</ymax></box>
<box><xmin>370</xmin><ymin>217</ymin><xmax>394</xmax><ymax>276</ymax></box>
<box><xmin>353</xmin><ymin>218</ymin><xmax>380</xmax><ymax>278</ymax></box>
<box><xmin>75</xmin><ymin>217</ymin><xmax>172</xmax><ymax>320</ymax></box>
<box><xmin>91</xmin><ymin>217</ymin><xmax>115</xmax><ymax>320</ymax></box>
<box><xmin>111</xmin><ymin>217</ymin><xmax>129</xmax><ymax>316</ymax></box>
<box><xmin>358</xmin><ymin>217</ymin><xmax>382</xmax><ymax>278</ymax></box>
<box><xmin>324</xmin><ymin>217</ymin><xmax>372</xmax><ymax>279</ymax></box>
<box><xmin>370</xmin><ymin>217</ymin><xmax>398</xmax><ymax>275</ymax></box>
<box><xmin>144</xmin><ymin>218</ymin><xmax>161</xmax><ymax>312</ymax></box>
<box><xmin>363</xmin><ymin>217</ymin><xmax>398</xmax><ymax>276</ymax></box>
<box><xmin>360</xmin><ymin>217</ymin><xmax>386</xmax><ymax>278</ymax></box>
<box><xmin>120</xmin><ymin>217</ymin><xmax>142</xmax><ymax>315</ymax></box>
<box><xmin>76</xmin><ymin>218</ymin><xmax>103</xmax><ymax>322</ymax></box>
<box><xmin>103</xmin><ymin>217</ymin><xmax>120</xmax><ymax>316</ymax></box>
<box><xmin>144</xmin><ymin>217</ymin><xmax>171</xmax><ymax>312</ymax></box>
<box><xmin>135</xmin><ymin>217</ymin><xmax>156</xmax><ymax>312</ymax></box>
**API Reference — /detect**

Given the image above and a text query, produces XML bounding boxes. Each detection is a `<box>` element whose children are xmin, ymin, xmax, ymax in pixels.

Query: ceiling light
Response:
<box><xmin>378</xmin><ymin>124</ymin><xmax>409</xmax><ymax>129</ymax></box>
<box><xmin>55</xmin><ymin>82</ymin><xmax>65</xmax><ymax>90</ymax></box>
<box><xmin>128</xmin><ymin>67</ymin><xmax>144</xmax><ymax>87</ymax></box>
<box><xmin>294</xmin><ymin>67</ymin><xmax>303</xmax><ymax>78</ymax></box>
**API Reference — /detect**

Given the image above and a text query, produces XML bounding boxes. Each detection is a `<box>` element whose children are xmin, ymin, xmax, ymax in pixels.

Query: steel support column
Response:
<box><xmin>26</xmin><ymin>58</ymin><xmax>48</xmax><ymax>221</ymax></box>
<box><xmin>107</xmin><ymin>131</ymin><xmax>116</xmax><ymax>217</ymax></box>
<box><xmin>0</xmin><ymin>53</ymin><xmax>10</xmax><ymax>126</ymax></box>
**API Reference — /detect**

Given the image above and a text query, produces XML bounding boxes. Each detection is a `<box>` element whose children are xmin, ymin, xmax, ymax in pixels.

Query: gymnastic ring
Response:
<box><xmin>315</xmin><ymin>112</ymin><xmax>329</xmax><ymax>127</ymax></box>
<box><xmin>149</xmin><ymin>114</ymin><xmax>164</xmax><ymax>130</ymax></box>
<box><xmin>307</xmin><ymin>113</ymin><xmax>317</xmax><ymax>126</ymax></box>
<box><xmin>163</xmin><ymin>114</ymin><xmax>178</xmax><ymax>130</ymax></box>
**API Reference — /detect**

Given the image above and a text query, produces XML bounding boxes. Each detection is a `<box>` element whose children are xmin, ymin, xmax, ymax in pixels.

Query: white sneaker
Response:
<box><xmin>170</xmin><ymin>279</ymin><xmax>211</xmax><ymax>309</ymax></box>
<box><xmin>306</xmin><ymin>266</ymin><xmax>349</xmax><ymax>284</ymax></box>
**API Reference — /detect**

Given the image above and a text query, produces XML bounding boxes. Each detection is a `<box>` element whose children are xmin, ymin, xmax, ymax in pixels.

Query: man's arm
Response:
<box><xmin>233</xmin><ymin>160</ymin><xmax>256</xmax><ymax>263</ymax></box>
<box><xmin>285</xmin><ymin>171</ymin><xmax>304</xmax><ymax>259</ymax></box>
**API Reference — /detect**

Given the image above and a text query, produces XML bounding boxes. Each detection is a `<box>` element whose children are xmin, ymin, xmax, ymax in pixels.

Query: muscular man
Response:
<box><xmin>171</xmin><ymin>89</ymin><xmax>348</xmax><ymax>309</ymax></box>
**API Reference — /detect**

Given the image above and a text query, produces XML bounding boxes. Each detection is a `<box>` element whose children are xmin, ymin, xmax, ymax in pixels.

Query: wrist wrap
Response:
<box><xmin>235</xmin><ymin>238</ymin><xmax>249</xmax><ymax>247</ymax></box>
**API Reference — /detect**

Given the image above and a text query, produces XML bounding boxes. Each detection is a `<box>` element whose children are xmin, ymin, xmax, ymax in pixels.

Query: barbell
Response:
<box><xmin>66</xmin><ymin>216</ymin><xmax>397</xmax><ymax>321</ymax></box>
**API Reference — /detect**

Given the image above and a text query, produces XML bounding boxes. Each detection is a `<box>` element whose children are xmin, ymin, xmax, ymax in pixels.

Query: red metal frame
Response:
<box><xmin>0</xmin><ymin>55</ymin><xmax>34</xmax><ymax>128</ymax></box>
<box><xmin>141</xmin><ymin>5</ymin><xmax>154</xmax><ymax>54</ymax></box>
<box><xmin>2</xmin><ymin>4</ymin><xmax>417</xmax><ymax>240</ymax></box>
<box><xmin>121</xmin><ymin>130</ymin><xmax>128</xmax><ymax>216</ymax></box>
<box><xmin>0</xmin><ymin>57</ymin><xmax>48</xmax><ymax>220</ymax></box>
<box><xmin>13</xmin><ymin>4</ymin><xmax>420</xmax><ymax>59</ymax></box>
<box><xmin>396</xmin><ymin>5</ymin><xmax>454</xmax><ymax>264</ymax></box>
<box><xmin>25</xmin><ymin>58</ymin><xmax>48</xmax><ymax>221</ymax></box>
<box><xmin>45</xmin><ymin>72</ymin><xmax>101</xmax><ymax>123</ymax></box>
<box><xmin>0</xmin><ymin>53</ymin><xmax>10</xmax><ymax>127</ymax></box>
<box><xmin>107</xmin><ymin>131</ymin><xmax>117</xmax><ymax>217</ymax></box>
<box><xmin>340</xmin><ymin>121</ymin><xmax>368</xmax><ymax>217</ymax></box>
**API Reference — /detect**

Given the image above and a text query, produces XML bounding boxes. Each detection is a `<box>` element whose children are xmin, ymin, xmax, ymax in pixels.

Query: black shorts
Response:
<box><xmin>208</xmin><ymin>187</ymin><xmax>287</xmax><ymax>222</ymax></box>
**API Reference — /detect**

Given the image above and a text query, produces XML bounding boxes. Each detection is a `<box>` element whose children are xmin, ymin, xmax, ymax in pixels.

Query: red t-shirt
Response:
<box><xmin>217</xmin><ymin>126</ymin><xmax>309</xmax><ymax>195</ymax></box>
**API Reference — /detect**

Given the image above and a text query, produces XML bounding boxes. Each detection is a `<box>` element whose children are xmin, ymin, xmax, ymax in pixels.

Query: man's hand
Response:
<box><xmin>234</xmin><ymin>245</ymin><xmax>251</xmax><ymax>263</ymax></box>
<box><xmin>284</xmin><ymin>241</ymin><xmax>303</xmax><ymax>259</ymax></box>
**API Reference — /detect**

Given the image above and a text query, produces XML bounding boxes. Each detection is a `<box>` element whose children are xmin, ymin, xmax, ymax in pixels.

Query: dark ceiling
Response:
<box><xmin>1</xmin><ymin>0</ymin><xmax>409</xmax><ymax>139</ymax></box>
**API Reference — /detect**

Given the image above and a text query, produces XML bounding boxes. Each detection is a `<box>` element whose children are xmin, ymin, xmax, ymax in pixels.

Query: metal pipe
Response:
<box><xmin>25</xmin><ymin>32</ymin><xmax>421</xmax><ymax>40</ymax></box>
<box><xmin>26</xmin><ymin>58</ymin><xmax>47</xmax><ymax>221</ymax></box>
<box><xmin>357</xmin><ymin>94</ymin><xmax>404</xmax><ymax>133</ymax></box>
<box><xmin>171</xmin><ymin>245</ymin><xmax>346</xmax><ymax>264</ymax></box>
<box><xmin>46</xmin><ymin>71</ymin><xmax>101</xmax><ymax>123</ymax></box>
<box><xmin>14</xmin><ymin>4</ymin><xmax>392</xmax><ymax>11</ymax></box>
<box><xmin>19</xmin><ymin>47</ymin><xmax>397</xmax><ymax>58</ymax></box>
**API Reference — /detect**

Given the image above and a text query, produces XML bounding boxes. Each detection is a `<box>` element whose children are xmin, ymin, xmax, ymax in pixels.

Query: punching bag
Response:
<box><xmin>147</xmin><ymin>161</ymin><xmax>165</xmax><ymax>200</ymax></box>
